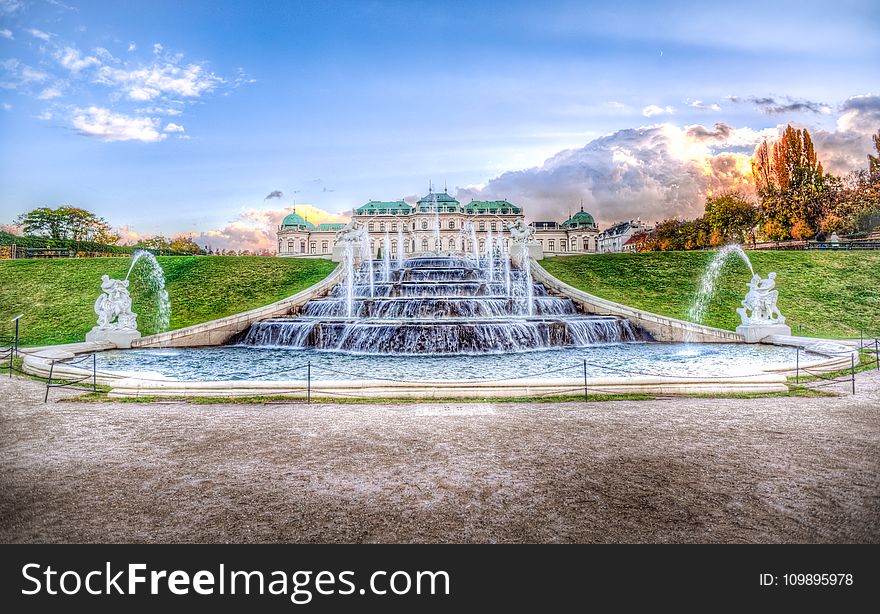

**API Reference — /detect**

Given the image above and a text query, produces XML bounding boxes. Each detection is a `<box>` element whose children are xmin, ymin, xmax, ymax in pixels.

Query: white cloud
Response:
<box><xmin>811</xmin><ymin>93</ymin><xmax>880</xmax><ymax>175</ymax></box>
<box><xmin>688</xmin><ymin>100</ymin><xmax>721</xmax><ymax>112</ymax></box>
<box><xmin>71</xmin><ymin>106</ymin><xmax>166</xmax><ymax>142</ymax></box>
<box><xmin>153</xmin><ymin>43</ymin><xmax>163</xmax><ymax>54</ymax></box>
<box><xmin>642</xmin><ymin>104</ymin><xmax>674</xmax><ymax>117</ymax></box>
<box><xmin>0</xmin><ymin>28</ymin><xmax>13</xmax><ymax>40</ymax></box>
<box><xmin>37</xmin><ymin>110</ymin><xmax>52</xmax><ymax>120</ymax></box>
<box><xmin>127</xmin><ymin>42</ymin><xmax>136</xmax><ymax>52</ymax></box>
<box><xmin>0</xmin><ymin>59</ymin><xmax>49</xmax><ymax>89</ymax></box>
<box><xmin>97</xmin><ymin>61</ymin><xmax>222</xmax><ymax>101</ymax></box>
<box><xmin>137</xmin><ymin>105</ymin><xmax>183</xmax><ymax>116</ymax></box>
<box><xmin>37</xmin><ymin>85</ymin><xmax>62</xmax><ymax>99</ymax></box>
<box><xmin>55</xmin><ymin>46</ymin><xmax>100</xmax><ymax>72</ymax></box>
<box><xmin>2</xmin><ymin>102</ymin><xmax>11</xmax><ymax>111</ymax></box>
<box><xmin>163</xmin><ymin>122</ymin><xmax>184</xmax><ymax>133</ymax></box>
<box><xmin>27</xmin><ymin>28</ymin><xmax>52</xmax><ymax>42</ymax></box>
<box><xmin>0</xmin><ymin>1</ymin><xmax>24</xmax><ymax>16</ymax></box>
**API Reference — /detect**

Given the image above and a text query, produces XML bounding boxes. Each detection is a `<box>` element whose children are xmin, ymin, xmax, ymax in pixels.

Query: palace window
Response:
<box><xmin>287</xmin><ymin>240</ymin><xmax>295</xmax><ymax>251</ymax></box>
<box><xmin>421</xmin><ymin>238</ymin><xmax>429</xmax><ymax>251</ymax></box>
<box><xmin>491</xmin><ymin>222</ymin><xmax>497</xmax><ymax>231</ymax></box>
<box><xmin>448</xmin><ymin>220</ymin><xmax>455</xmax><ymax>229</ymax></box>
<box><xmin>322</xmin><ymin>241</ymin><xmax>329</xmax><ymax>253</ymax></box>
<box><xmin>583</xmin><ymin>239</ymin><xmax>589</xmax><ymax>250</ymax></box>
<box><xmin>421</xmin><ymin>221</ymin><xmax>428</xmax><ymax>230</ymax></box>
<box><xmin>571</xmin><ymin>238</ymin><xmax>577</xmax><ymax>250</ymax></box>
<box><xmin>391</xmin><ymin>240</ymin><xmax>397</xmax><ymax>253</ymax></box>
<box><xmin>300</xmin><ymin>241</ymin><xmax>306</xmax><ymax>253</ymax></box>
<box><xmin>391</xmin><ymin>223</ymin><xmax>397</xmax><ymax>231</ymax></box>
<box><xmin>369</xmin><ymin>223</ymin><xmax>375</xmax><ymax>231</ymax></box>
<box><xmin>448</xmin><ymin>238</ymin><xmax>455</xmax><ymax>250</ymax></box>
<box><xmin>479</xmin><ymin>222</ymin><xmax>486</xmax><ymax>231</ymax></box>
<box><xmin>560</xmin><ymin>241</ymin><xmax>567</xmax><ymax>252</ymax></box>
<box><xmin>500</xmin><ymin>208</ymin><xmax>507</xmax><ymax>214</ymax></box>
<box><xmin>310</xmin><ymin>242</ymin><xmax>316</xmax><ymax>254</ymax></box>
<box><xmin>380</xmin><ymin>223</ymin><xmax>385</xmax><ymax>231</ymax></box>
<box><xmin>548</xmin><ymin>239</ymin><xmax>555</xmax><ymax>251</ymax></box>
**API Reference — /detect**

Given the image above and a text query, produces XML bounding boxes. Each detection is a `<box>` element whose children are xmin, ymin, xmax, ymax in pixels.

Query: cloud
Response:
<box><xmin>264</xmin><ymin>190</ymin><xmax>283</xmax><ymax>200</ymax></box>
<box><xmin>97</xmin><ymin>60</ymin><xmax>222</xmax><ymax>101</ymax></box>
<box><xmin>0</xmin><ymin>0</ymin><xmax>24</xmax><ymax>15</ymax></box>
<box><xmin>729</xmin><ymin>95</ymin><xmax>831</xmax><ymax>115</ymax></box>
<box><xmin>71</xmin><ymin>106</ymin><xmax>165</xmax><ymax>142</ymax></box>
<box><xmin>810</xmin><ymin>93</ymin><xmax>880</xmax><ymax>175</ymax></box>
<box><xmin>2</xmin><ymin>102</ymin><xmax>11</xmax><ymax>111</ymax></box>
<box><xmin>0</xmin><ymin>28</ymin><xmax>13</xmax><ymax>40</ymax></box>
<box><xmin>27</xmin><ymin>28</ymin><xmax>52</xmax><ymax>42</ymax></box>
<box><xmin>188</xmin><ymin>205</ymin><xmax>349</xmax><ymax>252</ymax></box>
<box><xmin>55</xmin><ymin>46</ymin><xmax>100</xmax><ymax>72</ymax></box>
<box><xmin>455</xmin><ymin>122</ymin><xmax>760</xmax><ymax>227</ymax></box>
<box><xmin>127</xmin><ymin>42</ymin><xmax>136</xmax><ymax>52</ymax></box>
<box><xmin>46</xmin><ymin>0</ymin><xmax>78</xmax><ymax>11</ymax></box>
<box><xmin>688</xmin><ymin>100</ymin><xmax>720</xmax><ymax>112</ymax></box>
<box><xmin>153</xmin><ymin>43</ymin><xmax>163</xmax><ymax>54</ymax></box>
<box><xmin>36</xmin><ymin>109</ymin><xmax>52</xmax><ymax>120</ymax></box>
<box><xmin>136</xmin><ymin>105</ymin><xmax>183</xmax><ymax>116</ymax></box>
<box><xmin>0</xmin><ymin>58</ymin><xmax>49</xmax><ymax>89</ymax></box>
<box><xmin>642</xmin><ymin>105</ymin><xmax>674</xmax><ymax>117</ymax></box>
<box><xmin>163</xmin><ymin>122</ymin><xmax>184</xmax><ymax>133</ymax></box>
<box><xmin>37</xmin><ymin>84</ymin><xmax>62</xmax><ymax>99</ymax></box>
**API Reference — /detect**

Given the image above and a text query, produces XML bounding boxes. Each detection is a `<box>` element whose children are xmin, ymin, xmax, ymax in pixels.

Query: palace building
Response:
<box><xmin>276</xmin><ymin>189</ymin><xmax>600</xmax><ymax>258</ymax></box>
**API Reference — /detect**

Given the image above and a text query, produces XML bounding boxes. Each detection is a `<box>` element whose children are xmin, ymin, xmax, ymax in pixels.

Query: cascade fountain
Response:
<box><xmin>485</xmin><ymin>226</ymin><xmax>495</xmax><ymax>282</ymax></box>
<box><xmin>467</xmin><ymin>222</ymin><xmax>479</xmax><ymax>262</ymax></box>
<box><xmin>396</xmin><ymin>225</ymin><xmax>405</xmax><ymax>269</ymax></box>
<box><xmin>238</xmin><ymin>219</ymin><xmax>644</xmax><ymax>354</ymax></box>
<box><xmin>688</xmin><ymin>244</ymin><xmax>754</xmax><ymax>326</ymax></box>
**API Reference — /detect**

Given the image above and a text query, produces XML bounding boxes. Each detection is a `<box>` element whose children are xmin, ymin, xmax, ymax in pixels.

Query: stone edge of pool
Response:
<box><xmin>19</xmin><ymin>335</ymin><xmax>858</xmax><ymax>398</ymax></box>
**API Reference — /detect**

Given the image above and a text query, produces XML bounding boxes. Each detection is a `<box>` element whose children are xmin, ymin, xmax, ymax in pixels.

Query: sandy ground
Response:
<box><xmin>1</xmin><ymin>372</ymin><xmax>878</xmax><ymax>543</ymax></box>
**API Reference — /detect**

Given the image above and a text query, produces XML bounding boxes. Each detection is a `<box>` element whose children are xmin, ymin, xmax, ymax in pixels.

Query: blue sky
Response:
<box><xmin>1</xmin><ymin>0</ymin><xmax>878</xmax><ymax>250</ymax></box>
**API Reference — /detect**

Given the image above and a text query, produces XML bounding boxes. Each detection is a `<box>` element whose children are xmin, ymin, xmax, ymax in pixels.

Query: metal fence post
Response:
<box><xmin>851</xmin><ymin>354</ymin><xmax>855</xmax><ymax>395</ymax></box>
<box><xmin>583</xmin><ymin>359</ymin><xmax>588</xmax><ymax>402</ymax></box>
<box><xmin>795</xmin><ymin>346</ymin><xmax>799</xmax><ymax>385</ymax></box>
<box><xmin>307</xmin><ymin>361</ymin><xmax>311</xmax><ymax>404</ymax></box>
<box><xmin>875</xmin><ymin>338</ymin><xmax>879</xmax><ymax>370</ymax></box>
<box><xmin>92</xmin><ymin>353</ymin><xmax>97</xmax><ymax>392</ymax></box>
<box><xmin>44</xmin><ymin>360</ymin><xmax>54</xmax><ymax>403</ymax></box>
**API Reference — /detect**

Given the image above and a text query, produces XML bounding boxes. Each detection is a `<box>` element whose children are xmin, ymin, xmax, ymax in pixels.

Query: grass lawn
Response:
<box><xmin>0</xmin><ymin>256</ymin><xmax>336</xmax><ymax>345</ymax></box>
<box><xmin>541</xmin><ymin>251</ymin><xmax>880</xmax><ymax>339</ymax></box>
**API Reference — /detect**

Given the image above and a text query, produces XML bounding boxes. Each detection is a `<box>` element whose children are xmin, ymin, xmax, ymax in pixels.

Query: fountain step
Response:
<box><xmin>237</xmin><ymin>316</ymin><xmax>647</xmax><ymax>354</ymax></box>
<box><xmin>301</xmin><ymin>296</ymin><xmax>576</xmax><ymax>318</ymax></box>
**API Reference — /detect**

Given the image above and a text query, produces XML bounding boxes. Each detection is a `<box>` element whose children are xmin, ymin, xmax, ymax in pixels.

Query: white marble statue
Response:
<box><xmin>505</xmin><ymin>219</ymin><xmax>535</xmax><ymax>243</ymax></box>
<box><xmin>737</xmin><ymin>272</ymin><xmax>785</xmax><ymax>326</ymax></box>
<box><xmin>335</xmin><ymin>219</ymin><xmax>365</xmax><ymax>243</ymax></box>
<box><xmin>93</xmin><ymin>275</ymin><xmax>138</xmax><ymax>330</ymax></box>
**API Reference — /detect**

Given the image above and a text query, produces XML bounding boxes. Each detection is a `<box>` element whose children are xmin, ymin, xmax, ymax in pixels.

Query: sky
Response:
<box><xmin>1</xmin><ymin>0</ymin><xmax>878</xmax><ymax>251</ymax></box>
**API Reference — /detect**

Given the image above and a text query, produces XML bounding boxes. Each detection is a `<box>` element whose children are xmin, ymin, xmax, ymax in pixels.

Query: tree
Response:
<box><xmin>169</xmin><ymin>237</ymin><xmax>204</xmax><ymax>255</ymax></box>
<box><xmin>869</xmin><ymin>129</ymin><xmax>880</xmax><ymax>181</ymax></box>
<box><xmin>752</xmin><ymin>125</ymin><xmax>825</xmax><ymax>238</ymax></box>
<box><xmin>703</xmin><ymin>190</ymin><xmax>759</xmax><ymax>244</ymax></box>
<box><xmin>135</xmin><ymin>236</ymin><xmax>172</xmax><ymax>252</ymax></box>
<box><xmin>15</xmin><ymin>206</ymin><xmax>118</xmax><ymax>244</ymax></box>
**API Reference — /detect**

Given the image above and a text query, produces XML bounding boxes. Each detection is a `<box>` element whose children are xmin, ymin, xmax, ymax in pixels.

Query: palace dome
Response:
<box><xmin>561</xmin><ymin>207</ymin><xmax>597</xmax><ymax>229</ymax></box>
<box><xmin>280</xmin><ymin>211</ymin><xmax>315</xmax><ymax>231</ymax></box>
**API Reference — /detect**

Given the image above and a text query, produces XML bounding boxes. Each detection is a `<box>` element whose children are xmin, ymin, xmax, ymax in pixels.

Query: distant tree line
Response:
<box><xmin>636</xmin><ymin>126</ymin><xmax>880</xmax><ymax>251</ymax></box>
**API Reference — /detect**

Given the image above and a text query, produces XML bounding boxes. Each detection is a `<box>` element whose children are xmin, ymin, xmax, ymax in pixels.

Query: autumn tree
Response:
<box><xmin>703</xmin><ymin>190</ymin><xmax>759</xmax><ymax>245</ymax></box>
<box><xmin>169</xmin><ymin>236</ymin><xmax>204</xmax><ymax>255</ymax></box>
<box><xmin>752</xmin><ymin>124</ymin><xmax>825</xmax><ymax>239</ymax></box>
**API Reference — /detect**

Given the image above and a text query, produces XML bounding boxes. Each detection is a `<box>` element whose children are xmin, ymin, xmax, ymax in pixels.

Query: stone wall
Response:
<box><xmin>131</xmin><ymin>264</ymin><xmax>343</xmax><ymax>348</ymax></box>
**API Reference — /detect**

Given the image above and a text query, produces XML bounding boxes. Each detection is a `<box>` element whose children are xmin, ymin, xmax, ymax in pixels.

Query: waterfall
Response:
<box><xmin>236</xmin><ymin>255</ymin><xmax>649</xmax><ymax>354</ymax></box>
<box><xmin>467</xmin><ymin>222</ymin><xmax>479</xmax><ymax>262</ymax></box>
<box><xmin>383</xmin><ymin>229</ymin><xmax>392</xmax><ymax>282</ymax></box>
<box><xmin>359</xmin><ymin>228</ymin><xmax>375</xmax><ymax>298</ymax></box>
<box><xmin>485</xmin><ymin>226</ymin><xmax>494</xmax><ymax>282</ymax></box>
<box><xmin>125</xmin><ymin>250</ymin><xmax>171</xmax><ymax>332</ymax></box>
<box><xmin>503</xmin><ymin>240</ymin><xmax>512</xmax><ymax>298</ymax></box>
<box><xmin>397</xmin><ymin>225</ymin><xmax>405</xmax><ymax>269</ymax></box>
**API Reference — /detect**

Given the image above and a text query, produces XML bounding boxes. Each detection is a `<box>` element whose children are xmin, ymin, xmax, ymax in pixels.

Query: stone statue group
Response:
<box><xmin>93</xmin><ymin>274</ymin><xmax>138</xmax><ymax>331</ymax></box>
<box><xmin>737</xmin><ymin>273</ymin><xmax>785</xmax><ymax>326</ymax></box>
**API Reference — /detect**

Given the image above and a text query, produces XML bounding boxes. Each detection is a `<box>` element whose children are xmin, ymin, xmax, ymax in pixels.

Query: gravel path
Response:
<box><xmin>1</xmin><ymin>371</ymin><xmax>878</xmax><ymax>543</ymax></box>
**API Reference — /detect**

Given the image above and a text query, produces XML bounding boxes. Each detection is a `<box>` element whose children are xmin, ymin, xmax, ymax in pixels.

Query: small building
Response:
<box><xmin>596</xmin><ymin>218</ymin><xmax>651</xmax><ymax>253</ymax></box>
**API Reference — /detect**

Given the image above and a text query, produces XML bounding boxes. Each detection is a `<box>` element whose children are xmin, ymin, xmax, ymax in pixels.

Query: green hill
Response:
<box><xmin>0</xmin><ymin>256</ymin><xmax>337</xmax><ymax>346</ymax></box>
<box><xmin>541</xmin><ymin>251</ymin><xmax>880</xmax><ymax>339</ymax></box>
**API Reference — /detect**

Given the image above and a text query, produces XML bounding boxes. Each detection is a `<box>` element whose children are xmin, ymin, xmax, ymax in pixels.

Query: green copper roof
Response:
<box><xmin>561</xmin><ymin>208</ymin><xmax>596</xmax><ymax>229</ymax></box>
<box><xmin>464</xmin><ymin>199</ymin><xmax>522</xmax><ymax>214</ymax></box>
<box><xmin>355</xmin><ymin>200</ymin><xmax>414</xmax><ymax>215</ymax></box>
<box><xmin>315</xmin><ymin>223</ymin><xmax>346</xmax><ymax>231</ymax></box>
<box><xmin>280</xmin><ymin>212</ymin><xmax>315</xmax><ymax>230</ymax></box>
<box><xmin>417</xmin><ymin>191</ymin><xmax>460</xmax><ymax>206</ymax></box>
